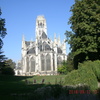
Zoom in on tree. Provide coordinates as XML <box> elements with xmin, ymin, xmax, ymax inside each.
<box><xmin>65</xmin><ymin>0</ymin><xmax>100</xmax><ymax>69</ymax></box>
<box><xmin>1</xmin><ymin>59</ymin><xmax>15</xmax><ymax>75</ymax></box>
<box><xmin>0</xmin><ymin>8</ymin><xmax>7</xmax><ymax>68</ymax></box>
<box><xmin>0</xmin><ymin>8</ymin><xmax>7</xmax><ymax>48</ymax></box>
<box><xmin>57</xmin><ymin>60</ymin><xmax>68</xmax><ymax>74</ymax></box>
<box><xmin>4</xmin><ymin>59</ymin><xmax>16</xmax><ymax>69</ymax></box>
<box><xmin>66</xmin><ymin>52</ymin><xmax>74</xmax><ymax>72</ymax></box>
<box><xmin>57</xmin><ymin>53</ymin><xmax>74</xmax><ymax>74</ymax></box>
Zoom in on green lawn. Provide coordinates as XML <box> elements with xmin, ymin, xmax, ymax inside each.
<box><xmin>0</xmin><ymin>75</ymin><xmax>66</xmax><ymax>100</ymax></box>
<box><xmin>1</xmin><ymin>75</ymin><xmax>100</xmax><ymax>100</ymax></box>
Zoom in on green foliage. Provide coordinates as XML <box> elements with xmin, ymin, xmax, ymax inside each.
<box><xmin>57</xmin><ymin>60</ymin><xmax>68</xmax><ymax>74</ymax></box>
<box><xmin>79</xmin><ymin>60</ymin><xmax>100</xmax><ymax>80</ymax></box>
<box><xmin>0</xmin><ymin>8</ymin><xmax>7</xmax><ymax>49</ymax></box>
<box><xmin>64</xmin><ymin>60</ymin><xmax>100</xmax><ymax>90</ymax></box>
<box><xmin>1</xmin><ymin>67</ymin><xmax>15</xmax><ymax>75</ymax></box>
<box><xmin>0</xmin><ymin>59</ymin><xmax>16</xmax><ymax>75</ymax></box>
<box><xmin>58</xmin><ymin>53</ymin><xmax>74</xmax><ymax>74</ymax></box>
<box><xmin>0</xmin><ymin>8</ymin><xmax>7</xmax><ymax>68</ymax></box>
<box><xmin>66</xmin><ymin>52</ymin><xmax>74</xmax><ymax>72</ymax></box>
<box><xmin>0</xmin><ymin>75</ymin><xmax>99</xmax><ymax>100</ymax></box>
<box><xmin>4</xmin><ymin>59</ymin><xmax>16</xmax><ymax>69</ymax></box>
<box><xmin>65</xmin><ymin>0</ymin><xmax>100</xmax><ymax>69</ymax></box>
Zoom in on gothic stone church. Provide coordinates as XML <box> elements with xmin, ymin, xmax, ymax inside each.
<box><xmin>20</xmin><ymin>16</ymin><xmax>67</xmax><ymax>75</ymax></box>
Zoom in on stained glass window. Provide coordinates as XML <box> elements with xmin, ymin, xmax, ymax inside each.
<box><xmin>46</xmin><ymin>54</ymin><xmax>51</xmax><ymax>70</ymax></box>
<box><xmin>31</xmin><ymin>58</ymin><xmax>35</xmax><ymax>72</ymax></box>
<box><xmin>57</xmin><ymin>47</ymin><xmax>62</xmax><ymax>53</ymax></box>
<box><xmin>26</xmin><ymin>57</ymin><xmax>29</xmax><ymax>72</ymax></box>
<box><xmin>41</xmin><ymin>54</ymin><xmax>45</xmax><ymax>71</ymax></box>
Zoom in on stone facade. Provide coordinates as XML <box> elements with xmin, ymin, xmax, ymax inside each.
<box><xmin>20</xmin><ymin>16</ymin><xmax>67</xmax><ymax>75</ymax></box>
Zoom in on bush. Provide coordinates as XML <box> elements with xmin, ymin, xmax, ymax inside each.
<box><xmin>1</xmin><ymin>67</ymin><xmax>15</xmax><ymax>75</ymax></box>
<box><xmin>64</xmin><ymin>60</ymin><xmax>100</xmax><ymax>90</ymax></box>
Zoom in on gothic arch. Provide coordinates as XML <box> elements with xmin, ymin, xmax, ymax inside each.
<box><xmin>43</xmin><ymin>42</ymin><xmax>46</xmax><ymax>51</ymax></box>
<box><xmin>43</xmin><ymin>42</ymin><xmax>51</xmax><ymax>51</ymax></box>
<box><xmin>46</xmin><ymin>54</ymin><xmax>51</xmax><ymax>70</ymax></box>
<box><xmin>30</xmin><ymin>57</ymin><xmax>35</xmax><ymax>72</ymax></box>
<box><xmin>57</xmin><ymin>47</ymin><xmax>62</xmax><ymax>53</ymax></box>
<box><xmin>26</xmin><ymin>57</ymin><xmax>29</xmax><ymax>72</ymax></box>
<box><xmin>41</xmin><ymin>54</ymin><xmax>45</xmax><ymax>71</ymax></box>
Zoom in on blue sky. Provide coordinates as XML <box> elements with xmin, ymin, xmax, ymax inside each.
<box><xmin>0</xmin><ymin>0</ymin><xmax>75</xmax><ymax>62</ymax></box>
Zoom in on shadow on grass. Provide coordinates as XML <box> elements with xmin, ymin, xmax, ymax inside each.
<box><xmin>0</xmin><ymin>75</ymin><xmax>100</xmax><ymax>100</ymax></box>
<box><xmin>3</xmin><ymin>84</ymin><xmax>99</xmax><ymax>100</ymax></box>
<box><xmin>0</xmin><ymin>75</ymin><xmax>34</xmax><ymax>81</ymax></box>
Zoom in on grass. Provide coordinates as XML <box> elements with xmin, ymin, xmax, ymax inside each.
<box><xmin>0</xmin><ymin>75</ymin><xmax>100</xmax><ymax>100</ymax></box>
<box><xmin>0</xmin><ymin>75</ymin><xmax>66</xmax><ymax>95</ymax></box>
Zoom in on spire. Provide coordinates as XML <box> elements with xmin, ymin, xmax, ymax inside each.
<box><xmin>58</xmin><ymin>35</ymin><xmax>61</xmax><ymax>46</ymax></box>
<box><xmin>22</xmin><ymin>35</ymin><xmax>25</xmax><ymax>41</ymax></box>
<box><xmin>54</xmin><ymin>33</ymin><xmax>57</xmax><ymax>44</ymax></box>
<box><xmin>22</xmin><ymin>35</ymin><xmax>26</xmax><ymax>49</ymax></box>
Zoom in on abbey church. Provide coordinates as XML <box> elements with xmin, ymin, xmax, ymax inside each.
<box><xmin>17</xmin><ymin>16</ymin><xmax>67</xmax><ymax>75</ymax></box>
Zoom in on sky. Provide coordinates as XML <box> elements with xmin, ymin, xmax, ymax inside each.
<box><xmin>0</xmin><ymin>0</ymin><xmax>75</xmax><ymax>62</ymax></box>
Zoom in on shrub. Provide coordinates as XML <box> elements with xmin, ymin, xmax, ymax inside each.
<box><xmin>64</xmin><ymin>61</ymin><xmax>99</xmax><ymax>90</ymax></box>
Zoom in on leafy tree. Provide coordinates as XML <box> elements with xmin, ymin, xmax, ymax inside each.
<box><xmin>0</xmin><ymin>8</ymin><xmax>7</xmax><ymax>66</ymax></box>
<box><xmin>66</xmin><ymin>52</ymin><xmax>74</xmax><ymax>72</ymax></box>
<box><xmin>65</xmin><ymin>0</ymin><xmax>100</xmax><ymax>69</ymax></box>
<box><xmin>58</xmin><ymin>60</ymin><xmax>68</xmax><ymax>74</ymax></box>
<box><xmin>58</xmin><ymin>53</ymin><xmax>74</xmax><ymax>74</ymax></box>
<box><xmin>4</xmin><ymin>59</ymin><xmax>16</xmax><ymax>69</ymax></box>
<box><xmin>1</xmin><ymin>67</ymin><xmax>15</xmax><ymax>75</ymax></box>
<box><xmin>0</xmin><ymin>8</ymin><xmax>7</xmax><ymax>48</ymax></box>
<box><xmin>1</xmin><ymin>59</ymin><xmax>15</xmax><ymax>75</ymax></box>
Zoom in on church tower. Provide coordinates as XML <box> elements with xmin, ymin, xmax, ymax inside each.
<box><xmin>35</xmin><ymin>16</ymin><xmax>47</xmax><ymax>39</ymax></box>
<box><xmin>18</xmin><ymin>15</ymin><xmax>67</xmax><ymax>76</ymax></box>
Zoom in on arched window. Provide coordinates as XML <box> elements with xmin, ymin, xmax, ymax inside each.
<box><xmin>53</xmin><ymin>55</ymin><xmax>55</xmax><ymax>71</ymax></box>
<box><xmin>43</xmin><ymin>42</ymin><xmax>51</xmax><ymax>51</ymax></box>
<box><xmin>39</xmin><ymin>23</ymin><xmax>43</xmax><ymax>28</ymax></box>
<box><xmin>45</xmin><ymin>44</ymin><xmax>51</xmax><ymax>51</ymax></box>
<box><xmin>57</xmin><ymin>47</ymin><xmax>62</xmax><ymax>53</ymax></box>
<box><xmin>31</xmin><ymin>57</ymin><xmax>35</xmax><ymax>72</ymax></box>
<box><xmin>41</xmin><ymin>54</ymin><xmax>45</xmax><ymax>71</ymax></box>
<box><xmin>43</xmin><ymin>42</ymin><xmax>46</xmax><ymax>51</ymax></box>
<box><xmin>40</xmin><ymin>45</ymin><xmax>42</xmax><ymax>51</ymax></box>
<box><xmin>46</xmin><ymin>54</ymin><xmax>51</xmax><ymax>70</ymax></box>
<box><xmin>26</xmin><ymin>57</ymin><xmax>29</xmax><ymax>72</ymax></box>
<box><xmin>57</xmin><ymin>56</ymin><xmax>62</xmax><ymax>66</ymax></box>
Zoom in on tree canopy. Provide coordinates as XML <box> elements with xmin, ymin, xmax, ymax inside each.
<box><xmin>0</xmin><ymin>8</ymin><xmax>7</xmax><ymax>64</ymax></box>
<box><xmin>0</xmin><ymin>8</ymin><xmax>7</xmax><ymax>49</ymax></box>
<box><xmin>65</xmin><ymin>0</ymin><xmax>100</xmax><ymax>69</ymax></box>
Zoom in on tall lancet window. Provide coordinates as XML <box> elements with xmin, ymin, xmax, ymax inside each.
<box><xmin>41</xmin><ymin>54</ymin><xmax>45</xmax><ymax>71</ymax></box>
<box><xmin>53</xmin><ymin>55</ymin><xmax>55</xmax><ymax>71</ymax></box>
<box><xmin>26</xmin><ymin>57</ymin><xmax>29</xmax><ymax>72</ymax></box>
<box><xmin>46</xmin><ymin>54</ymin><xmax>51</xmax><ymax>70</ymax></box>
<box><xmin>57</xmin><ymin>56</ymin><xmax>62</xmax><ymax>66</ymax></box>
<box><xmin>31</xmin><ymin>57</ymin><xmax>35</xmax><ymax>72</ymax></box>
